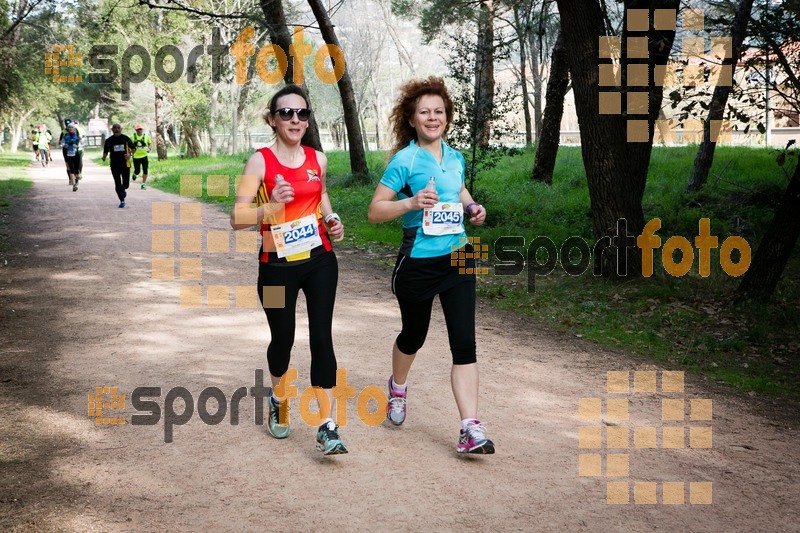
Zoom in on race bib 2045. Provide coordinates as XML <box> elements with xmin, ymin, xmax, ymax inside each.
<box><xmin>422</xmin><ymin>202</ymin><xmax>464</xmax><ymax>236</ymax></box>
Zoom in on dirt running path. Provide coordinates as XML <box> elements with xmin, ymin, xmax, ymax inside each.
<box><xmin>1</xmin><ymin>156</ymin><xmax>798</xmax><ymax>531</ymax></box>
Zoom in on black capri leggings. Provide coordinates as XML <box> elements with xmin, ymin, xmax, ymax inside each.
<box><xmin>133</xmin><ymin>157</ymin><xmax>149</xmax><ymax>175</ymax></box>
<box><xmin>65</xmin><ymin>154</ymin><xmax>81</xmax><ymax>175</ymax></box>
<box><xmin>257</xmin><ymin>251</ymin><xmax>338</xmax><ymax>388</ymax></box>
<box><xmin>395</xmin><ymin>279</ymin><xmax>477</xmax><ymax>365</ymax></box>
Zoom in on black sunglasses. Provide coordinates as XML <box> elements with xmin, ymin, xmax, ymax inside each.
<box><xmin>274</xmin><ymin>107</ymin><xmax>311</xmax><ymax>121</ymax></box>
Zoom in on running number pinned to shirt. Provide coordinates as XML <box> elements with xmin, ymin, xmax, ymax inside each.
<box><xmin>270</xmin><ymin>214</ymin><xmax>322</xmax><ymax>258</ymax></box>
<box><xmin>422</xmin><ymin>202</ymin><xmax>464</xmax><ymax>235</ymax></box>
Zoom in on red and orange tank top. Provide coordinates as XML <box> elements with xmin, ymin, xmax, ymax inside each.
<box><xmin>257</xmin><ymin>145</ymin><xmax>332</xmax><ymax>263</ymax></box>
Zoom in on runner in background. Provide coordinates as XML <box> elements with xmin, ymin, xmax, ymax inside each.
<box><xmin>30</xmin><ymin>125</ymin><xmax>40</xmax><ymax>162</ymax></box>
<box><xmin>61</xmin><ymin>123</ymin><xmax>82</xmax><ymax>192</ymax></box>
<box><xmin>59</xmin><ymin>119</ymin><xmax>83</xmax><ymax>184</ymax></box>
<box><xmin>102</xmin><ymin>123</ymin><xmax>134</xmax><ymax>208</ymax></box>
<box><xmin>59</xmin><ymin>120</ymin><xmax>69</xmax><ymax>183</ymax></box>
<box><xmin>36</xmin><ymin>125</ymin><xmax>52</xmax><ymax>167</ymax></box>
<box><xmin>131</xmin><ymin>125</ymin><xmax>151</xmax><ymax>189</ymax></box>
<box><xmin>72</xmin><ymin>119</ymin><xmax>85</xmax><ymax>180</ymax></box>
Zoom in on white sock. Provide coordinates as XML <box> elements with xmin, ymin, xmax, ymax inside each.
<box><xmin>461</xmin><ymin>418</ymin><xmax>479</xmax><ymax>431</ymax></box>
<box><xmin>271</xmin><ymin>395</ymin><xmax>282</xmax><ymax>404</ymax></box>
<box><xmin>320</xmin><ymin>417</ymin><xmax>334</xmax><ymax>428</ymax></box>
<box><xmin>391</xmin><ymin>377</ymin><xmax>407</xmax><ymax>392</ymax></box>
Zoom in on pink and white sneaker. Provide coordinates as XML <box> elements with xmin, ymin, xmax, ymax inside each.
<box><xmin>386</xmin><ymin>376</ymin><xmax>407</xmax><ymax>426</ymax></box>
<box><xmin>457</xmin><ymin>420</ymin><xmax>495</xmax><ymax>454</ymax></box>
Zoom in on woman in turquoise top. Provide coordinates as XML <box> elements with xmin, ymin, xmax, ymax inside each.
<box><xmin>368</xmin><ymin>76</ymin><xmax>494</xmax><ymax>454</ymax></box>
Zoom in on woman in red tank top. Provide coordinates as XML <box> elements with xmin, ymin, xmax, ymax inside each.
<box><xmin>230</xmin><ymin>85</ymin><xmax>348</xmax><ymax>455</ymax></box>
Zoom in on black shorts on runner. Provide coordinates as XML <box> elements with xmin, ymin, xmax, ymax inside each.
<box><xmin>65</xmin><ymin>155</ymin><xmax>81</xmax><ymax>175</ymax></box>
<box><xmin>391</xmin><ymin>243</ymin><xmax>475</xmax><ymax>302</ymax></box>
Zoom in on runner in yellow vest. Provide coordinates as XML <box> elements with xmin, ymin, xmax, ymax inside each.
<box><xmin>35</xmin><ymin>125</ymin><xmax>52</xmax><ymax>167</ymax></box>
<box><xmin>131</xmin><ymin>125</ymin><xmax>151</xmax><ymax>189</ymax></box>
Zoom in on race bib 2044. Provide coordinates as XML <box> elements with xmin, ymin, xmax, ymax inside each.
<box><xmin>269</xmin><ymin>214</ymin><xmax>322</xmax><ymax>258</ymax></box>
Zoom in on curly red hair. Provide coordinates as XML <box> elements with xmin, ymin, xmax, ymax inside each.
<box><xmin>388</xmin><ymin>76</ymin><xmax>454</xmax><ymax>157</ymax></box>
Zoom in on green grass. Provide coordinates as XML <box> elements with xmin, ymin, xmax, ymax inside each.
<box><xmin>0</xmin><ymin>153</ymin><xmax>34</xmax><ymax>258</ymax></box>
<box><xmin>139</xmin><ymin>145</ymin><xmax>800</xmax><ymax>398</ymax></box>
<box><xmin>0</xmin><ymin>152</ymin><xmax>33</xmax><ymax>172</ymax></box>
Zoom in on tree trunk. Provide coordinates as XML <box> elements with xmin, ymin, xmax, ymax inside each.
<box><xmin>209</xmin><ymin>84</ymin><xmax>218</xmax><ymax>158</ymax></box>
<box><xmin>233</xmin><ymin>59</ymin><xmax>257</xmax><ymax>154</ymax></box>
<box><xmin>259</xmin><ymin>0</ymin><xmax>323</xmax><ymax>152</ymax></box>
<box><xmin>11</xmin><ymin>111</ymin><xmax>33</xmax><ymax>153</ymax></box>
<box><xmin>379</xmin><ymin>1</ymin><xmax>416</xmax><ymax>75</ymax></box>
<box><xmin>359</xmin><ymin>115</ymin><xmax>369</xmax><ymax>152</ymax></box>
<box><xmin>473</xmin><ymin>0</ymin><xmax>495</xmax><ymax>148</ymax></box>
<box><xmin>514</xmin><ymin>6</ymin><xmax>532</xmax><ymax>147</ymax></box>
<box><xmin>532</xmin><ymin>31</ymin><xmax>568</xmax><ymax>184</ymax></box>
<box><xmin>373</xmin><ymin>102</ymin><xmax>381</xmax><ymax>150</ymax></box>
<box><xmin>529</xmin><ymin>31</ymin><xmax>543</xmax><ymax>145</ymax></box>
<box><xmin>307</xmin><ymin>0</ymin><xmax>368</xmax><ymax>174</ymax></box>
<box><xmin>331</xmin><ymin>120</ymin><xmax>342</xmax><ymax>150</ymax></box>
<box><xmin>229</xmin><ymin>87</ymin><xmax>238</xmax><ymax>155</ymax></box>
<box><xmin>10</xmin><ymin>117</ymin><xmax>22</xmax><ymax>153</ymax></box>
<box><xmin>555</xmin><ymin>0</ymin><xmax>679</xmax><ymax>277</ymax></box>
<box><xmin>155</xmin><ymin>86</ymin><xmax>168</xmax><ymax>160</ymax></box>
<box><xmin>182</xmin><ymin>121</ymin><xmax>202</xmax><ymax>158</ymax></box>
<box><xmin>687</xmin><ymin>0</ymin><xmax>755</xmax><ymax>192</ymax></box>
<box><xmin>737</xmin><ymin>160</ymin><xmax>800</xmax><ymax>300</ymax></box>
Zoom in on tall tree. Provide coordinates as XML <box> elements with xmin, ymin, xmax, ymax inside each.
<box><xmin>154</xmin><ymin>86</ymin><xmax>168</xmax><ymax>159</ymax></box>
<box><xmin>687</xmin><ymin>0</ymin><xmax>755</xmax><ymax>192</ymax></box>
<box><xmin>528</xmin><ymin>0</ymin><xmax>559</xmax><ymax>144</ymax></box>
<box><xmin>473</xmin><ymin>0</ymin><xmax>496</xmax><ymax>148</ymax></box>
<box><xmin>512</xmin><ymin>2</ymin><xmax>533</xmax><ymax>146</ymax></box>
<box><xmin>532</xmin><ymin>30</ymin><xmax>568</xmax><ymax>183</ymax></box>
<box><xmin>0</xmin><ymin>0</ymin><xmax>37</xmax><ymax>113</ymax></box>
<box><xmin>737</xmin><ymin>154</ymin><xmax>800</xmax><ymax>299</ymax></box>
<box><xmin>378</xmin><ymin>1</ymin><xmax>416</xmax><ymax>76</ymax></box>
<box><xmin>736</xmin><ymin>2</ymin><xmax>800</xmax><ymax>300</ymax></box>
<box><xmin>555</xmin><ymin>0</ymin><xmax>679</xmax><ymax>277</ymax></box>
<box><xmin>0</xmin><ymin>1</ymin><xmax>72</xmax><ymax>151</ymax></box>
<box><xmin>307</xmin><ymin>0</ymin><xmax>368</xmax><ymax>176</ymax></box>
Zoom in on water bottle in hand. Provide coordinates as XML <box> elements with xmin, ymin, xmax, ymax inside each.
<box><xmin>425</xmin><ymin>176</ymin><xmax>436</xmax><ymax>192</ymax></box>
